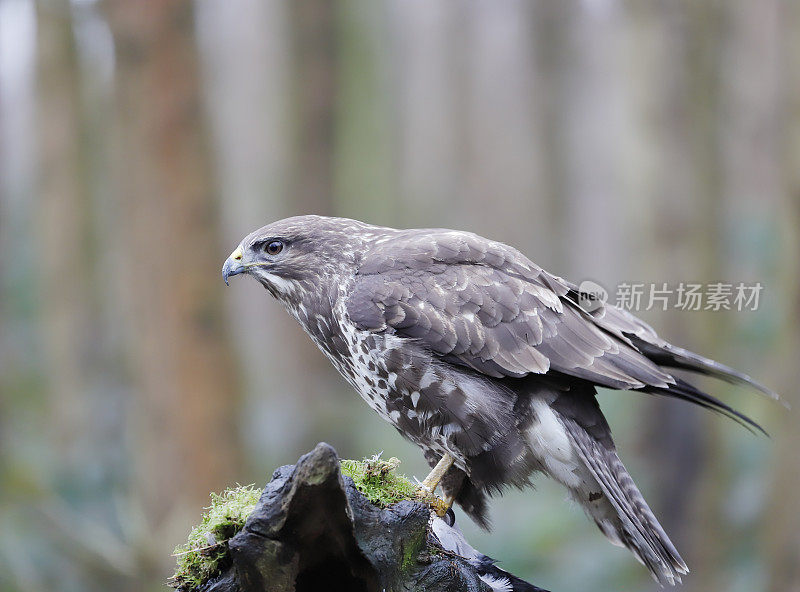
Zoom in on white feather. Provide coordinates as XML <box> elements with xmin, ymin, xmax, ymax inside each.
<box><xmin>526</xmin><ymin>399</ymin><xmax>580</xmax><ymax>488</ymax></box>
<box><xmin>477</xmin><ymin>573</ymin><xmax>513</xmax><ymax>592</ymax></box>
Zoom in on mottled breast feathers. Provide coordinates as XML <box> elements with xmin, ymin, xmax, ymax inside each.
<box><xmin>346</xmin><ymin>230</ymin><xmax>676</xmax><ymax>391</ymax></box>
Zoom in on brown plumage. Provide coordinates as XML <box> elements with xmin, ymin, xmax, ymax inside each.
<box><xmin>223</xmin><ymin>215</ymin><xmax>777</xmax><ymax>585</ymax></box>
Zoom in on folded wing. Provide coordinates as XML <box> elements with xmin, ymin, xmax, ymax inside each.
<box><xmin>346</xmin><ymin>229</ymin><xmax>774</xmax><ymax>432</ymax></box>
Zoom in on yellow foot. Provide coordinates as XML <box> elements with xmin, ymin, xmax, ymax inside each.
<box><xmin>415</xmin><ymin>453</ymin><xmax>456</xmax><ymax>516</ymax></box>
<box><xmin>430</xmin><ymin>494</ymin><xmax>454</xmax><ymax>517</ymax></box>
<box><xmin>416</xmin><ymin>488</ymin><xmax>455</xmax><ymax>518</ymax></box>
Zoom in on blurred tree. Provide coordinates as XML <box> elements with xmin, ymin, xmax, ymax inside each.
<box><xmin>104</xmin><ymin>0</ymin><xmax>241</xmax><ymax>576</ymax></box>
<box><xmin>764</xmin><ymin>211</ymin><xmax>800</xmax><ymax>591</ymax></box>
<box><xmin>289</xmin><ymin>0</ymin><xmax>337</xmax><ymax>214</ymax></box>
<box><xmin>764</xmin><ymin>4</ymin><xmax>800</xmax><ymax>590</ymax></box>
<box><xmin>646</xmin><ymin>4</ymin><xmax>728</xmax><ymax>590</ymax></box>
<box><xmin>36</xmin><ymin>0</ymin><xmax>93</xmax><ymax>472</ymax></box>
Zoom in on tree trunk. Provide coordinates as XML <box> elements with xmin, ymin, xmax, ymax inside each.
<box><xmin>36</xmin><ymin>0</ymin><xmax>94</xmax><ymax>466</ymax></box>
<box><xmin>105</xmin><ymin>0</ymin><xmax>241</xmax><ymax>562</ymax></box>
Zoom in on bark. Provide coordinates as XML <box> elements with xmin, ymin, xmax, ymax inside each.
<box><xmin>179</xmin><ymin>443</ymin><xmax>549</xmax><ymax>592</ymax></box>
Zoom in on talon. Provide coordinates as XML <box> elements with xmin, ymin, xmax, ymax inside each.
<box><xmin>431</xmin><ymin>495</ymin><xmax>453</xmax><ymax>517</ymax></box>
<box><xmin>416</xmin><ymin>489</ymin><xmax>454</xmax><ymax>517</ymax></box>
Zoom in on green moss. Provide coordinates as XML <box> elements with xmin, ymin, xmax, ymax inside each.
<box><xmin>170</xmin><ymin>456</ymin><xmax>428</xmax><ymax>590</ymax></box>
<box><xmin>401</xmin><ymin>528</ymin><xmax>428</xmax><ymax>571</ymax></box>
<box><xmin>341</xmin><ymin>456</ymin><xmax>436</xmax><ymax>575</ymax></box>
<box><xmin>170</xmin><ymin>485</ymin><xmax>261</xmax><ymax>590</ymax></box>
<box><xmin>340</xmin><ymin>455</ymin><xmax>431</xmax><ymax>507</ymax></box>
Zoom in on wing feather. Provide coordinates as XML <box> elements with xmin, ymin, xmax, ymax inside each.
<box><xmin>347</xmin><ymin>230</ymin><xmax>671</xmax><ymax>390</ymax></box>
<box><xmin>345</xmin><ymin>229</ymin><xmax>776</xmax><ymax>423</ymax></box>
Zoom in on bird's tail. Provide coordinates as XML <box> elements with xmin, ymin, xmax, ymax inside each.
<box><xmin>627</xmin><ymin>335</ymin><xmax>779</xmax><ymax>402</ymax></box>
<box><xmin>562</xmin><ymin>417</ymin><xmax>689</xmax><ymax>586</ymax></box>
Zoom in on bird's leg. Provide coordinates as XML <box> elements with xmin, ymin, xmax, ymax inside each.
<box><xmin>420</xmin><ymin>452</ymin><xmax>454</xmax><ymax>492</ymax></box>
<box><xmin>417</xmin><ymin>451</ymin><xmax>455</xmax><ymax>510</ymax></box>
<box><xmin>416</xmin><ymin>453</ymin><xmax>457</xmax><ymax>516</ymax></box>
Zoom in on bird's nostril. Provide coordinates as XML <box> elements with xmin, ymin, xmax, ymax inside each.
<box><xmin>234</xmin><ymin>254</ymin><xmax>242</xmax><ymax>261</ymax></box>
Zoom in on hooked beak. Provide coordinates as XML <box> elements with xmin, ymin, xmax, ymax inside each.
<box><xmin>222</xmin><ymin>246</ymin><xmax>246</xmax><ymax>285</ymax></box>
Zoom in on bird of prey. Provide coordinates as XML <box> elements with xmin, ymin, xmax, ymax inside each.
<box><xmin>222</xmin><ymin>215</ymin><xmax>776</xmax><ymax>585</ymax></box>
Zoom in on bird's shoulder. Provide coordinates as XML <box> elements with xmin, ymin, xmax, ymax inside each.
<box><xmin>356</xmin><ymin>228</ymin><xmax>551</xmax><ymax>283</ymax></box>
<box><xmin>346</xmin><ymin>229</ymin><xmax>572</xmax><ymax>377</ymax></box>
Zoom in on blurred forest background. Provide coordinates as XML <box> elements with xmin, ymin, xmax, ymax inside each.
<box><xmin>1</xmin><ymin>1</ymin><xmax>798</xmax><ymax>591</ymax></box>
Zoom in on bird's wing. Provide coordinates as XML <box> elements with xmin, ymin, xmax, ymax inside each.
<box><xmin>346</xmin><ymin>229</ymin><xmax>770</xmax><ymax>430</ymax></box>
<box><xmin>347</xmin><ymin>229</ymin><xmax>672</xmax><ymax>389</ymax></box>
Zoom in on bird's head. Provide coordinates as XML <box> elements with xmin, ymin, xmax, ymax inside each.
<box><xmin>222</xmin><ymin>215</ymin><xmax>367</xmax><ymax>301</ymax></box>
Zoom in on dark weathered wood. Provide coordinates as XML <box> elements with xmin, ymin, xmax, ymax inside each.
<box><xmin>192</xmin><ymin>443</ymin><xmax>547</xmax><ymax>592</ymax></box>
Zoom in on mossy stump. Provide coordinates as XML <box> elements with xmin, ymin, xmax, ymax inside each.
<box><xmin>170</xmin><ymin>443</ymin><xmax>537</xmax><ymax>592</ymax></box>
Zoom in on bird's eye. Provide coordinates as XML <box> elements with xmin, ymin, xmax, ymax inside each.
<box><xmin>265</xmin><ymin>240</ymin><xmax>283</xmax><ymax>256</ymax></box>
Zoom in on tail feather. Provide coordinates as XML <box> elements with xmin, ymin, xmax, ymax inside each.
<box><xmin>629</xmin><ymin>336</ymin><xmax>782</xmax><ymax>403</ymax></box>
<box><xmin>563</xmin><ymin>417</ymin><xmax>688</xmax><ymax>586</ymax></box>
<box><xmin>592</xmin><ymin>303</ymin><xmax>782</xmax><ymax>418</ymax></box>
<box><xmin>647</xmin><ymin>378</ymin><xmax>767</xmax><ymax>435</ymax></box>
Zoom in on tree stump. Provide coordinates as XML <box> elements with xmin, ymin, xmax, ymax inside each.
<box><xmin>176</xmin><ymin>443</ymin><xmax>548</xmax><ymax>592</ymax></box>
